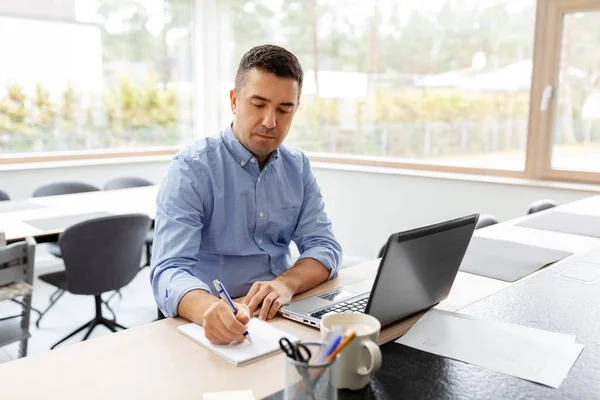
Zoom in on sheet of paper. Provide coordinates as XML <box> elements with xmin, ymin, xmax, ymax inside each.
<box><xmin>203</xmin><ymin>390</ymin><xmax>255</xmax><ymax>400</ymax></box>
<box><xmin>396</xmin><ymin>309</ymin><xmax>584</xmax><ymax>388</ymax></box>
<box><xmin>459</xmin><ymin>237</ymin><xmax>571</xmax><ymax>282</ymax></box>
<box><xmin>178</xmin><ymin>318</ymin><xmax>298</xmax><ymax>366</ymax></box>
<box><xmin>517</xmin><ymin>211</ymin><xmax>600</xmax><ymax>238</ymax></box>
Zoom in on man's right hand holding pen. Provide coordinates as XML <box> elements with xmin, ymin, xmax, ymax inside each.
<box><xmin>203</xmin><ymin>300</ymin><xmax>251</xmax><ymax>345</ymax></box>
<box><xmin>177</xmin><ymin>289</ymin><xmax>251</xmax><ymax>345</ymax></box>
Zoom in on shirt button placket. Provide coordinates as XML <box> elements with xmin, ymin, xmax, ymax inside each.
<box><xmin>256</xmin><ymin>169</ymin><xmax>266</xmax><ymax>249</ymax></box>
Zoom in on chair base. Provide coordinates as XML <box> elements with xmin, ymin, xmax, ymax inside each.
<box><xmin>51</xmin><ymin>295</ymin><xmax>127</xmax><ymax>350</ymax></box>
<box><xmin>37</xmin><ymin>288</ymin><xmax>117</xmax><ymax>327</ymax></box>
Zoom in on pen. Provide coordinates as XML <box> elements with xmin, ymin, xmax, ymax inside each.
<box><xmin>324</xmin><ymin>330</ymin><xmax>356</xmax><ymax>363</ymax></box>
<box><xmin>317</xmin><ymin>334</ymin><xmax>342</xmax><ymax>364</ymax></box>
<box><xmin>212</xmin><ymin>279</ymin><xmax>253</xmax><ymax>344</ymax></box>
<box><xmin>295</xmin><ymin>331</ymin><xmax>357</xmax><ymax>398</ymax></box>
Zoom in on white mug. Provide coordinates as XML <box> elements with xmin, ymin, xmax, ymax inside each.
<box><xmin>320</xmin><ymin>312</ymin><xmax>382</xmax><ymax>390</ymax></box>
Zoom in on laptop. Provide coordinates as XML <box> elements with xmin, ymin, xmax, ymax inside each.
<box><xmin>279</xmin><ymin>214</ymin><xmax>479</xmax><ymax>328</ymax></box>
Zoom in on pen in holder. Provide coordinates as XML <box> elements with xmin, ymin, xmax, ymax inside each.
<box><xmin>283</xmin><ymin>341</ymin><xmax>337</xmax><ymax>400</ymax></box>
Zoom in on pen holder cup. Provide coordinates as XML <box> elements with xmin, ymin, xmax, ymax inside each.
<box><xmin>284</xmin><ymin>342</ymin><xmax>337</xmax><ymax>400</ymax></box>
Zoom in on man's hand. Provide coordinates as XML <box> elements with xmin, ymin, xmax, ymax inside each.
<box><xmin>244</xmin><ymin>279</ymin><xmax>295</xmax><ymax>320</ymax></box>
<box><xmin>202</xmin><ymin>300</ymin><xmax>251</xmax><ymax>345</ymax></box>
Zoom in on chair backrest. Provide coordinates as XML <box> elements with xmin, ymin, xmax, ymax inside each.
<box><xmin>0</xmin><ymin>189</ymin><xmax>10</xmax><ymax>201</ymax></box>
<box><xmin>59</xmin><ymin>214</ymin><xmax>151</xmax><ymax>295</ymax></box>
<box><xmin>33</xmin><ymin>181</ymin><xmax>100</xmax><ymax>198</ymax></box>
<box><xmin>104</xmin><ymin>177</ymin><xmax>153</xmax><ymax>191</ymax></box>
<box><xmin>527</xmin><ymin>199</ymin><xmax>557</xmax><ymax>215</ymax></box>
<box><xmin>475</xmin><ymin>214</ymin><xmax>498</xmax><ymax>230</ymax></box>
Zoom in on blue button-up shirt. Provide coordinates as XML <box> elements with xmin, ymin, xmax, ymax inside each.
<box><xmin>150</xmin><ymin>124</ymin><xmax>342</xmax><ymax>317</ymax></box>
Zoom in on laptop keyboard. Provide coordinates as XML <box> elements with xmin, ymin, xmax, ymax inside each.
<box><xmin>310</xmin><ymin>297</ymin><xmax>369</xmax><ymax>319</ymax></box>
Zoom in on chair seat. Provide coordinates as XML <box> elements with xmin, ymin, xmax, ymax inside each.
<box><xmin>145</xmin><ymin>229</ymin><xmax>154</xmax><ymax>245</ymax></box>
<box><xmin>46</xmin><ymin>242</ymin><xmax>62</xmax><ymax>258</ymax></box>
<box><xmin>39</xmin><ymin>271</ymin><xmax>67</xmax><ymax>289</ymax></box>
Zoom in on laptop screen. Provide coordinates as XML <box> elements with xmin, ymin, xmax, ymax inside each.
<box><xmin>365</xmin><ymin>214</ymin><xmax>478</xmax><ymax>327</ymax></box>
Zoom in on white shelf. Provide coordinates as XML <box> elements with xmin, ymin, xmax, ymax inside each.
<box><xmin>0</xmin><ymin>317</ymin><xmax>30</xmax><ymax>348</ymax></box>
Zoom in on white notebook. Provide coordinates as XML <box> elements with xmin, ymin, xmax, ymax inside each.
<box><xmin>178</xmin><ymin>318</ymin><xmax>299</xmax><ymax>366</ymax></box>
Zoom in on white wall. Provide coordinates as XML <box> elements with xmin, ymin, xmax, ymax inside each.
<box><xmin>1</xmin><ymin>159</ymin><xmax>596</xmax><ymax>264</ymax></box>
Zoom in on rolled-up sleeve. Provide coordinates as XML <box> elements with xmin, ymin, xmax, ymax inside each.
<box><xmin>149</xmin><ymin>156</ymin><xmax>211</xmax><ymax>317</ymax></box>
<box><xmin>292</xmin><ymin>154</ymin><xmax>342</xmax><ymax>279</ymax></box>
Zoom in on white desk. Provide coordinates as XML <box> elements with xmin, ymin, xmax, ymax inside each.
<box><xmin>1</xmin><ymin>186</ymin><xmax>158</xmax><ymax>242</ymax></box>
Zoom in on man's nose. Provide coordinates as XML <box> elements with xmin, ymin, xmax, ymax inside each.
<box><xmin>262</xmin><ymin>110</ymin><xmax>276</xmax><ymax>130</ymax></box>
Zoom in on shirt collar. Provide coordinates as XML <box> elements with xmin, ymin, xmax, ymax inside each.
<box><xmin>221</xmin><ymin>123</ymin><xmax>280</xmax><ymax>168</ymax></box>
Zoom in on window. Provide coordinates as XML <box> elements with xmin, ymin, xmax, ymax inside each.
<box><xmin>218</xmin><ymin>0</ymin><xmax>536</xmax><ymax>172</ymax></box>
<box><xmin>0</xmin><ymin>0</ymin><xmax>193</xmax><ymax>157</ymax></box>
<box><xmin>4</xmin><ymin>0</ymin><xmax>600</xmax><ymax>186</ymax></box>
<box><xmin>551</xmin><ymin>11</ymin><xmax>600</xmax><ymax>173</ymax></box>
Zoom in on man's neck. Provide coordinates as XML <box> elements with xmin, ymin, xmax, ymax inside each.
<box><xmin>231</xmin><ymin>122</ymin><xmax>270</xmax><ymax>170</ymax></box>
<box><xmin>256</xmin><ymin>156</ymin><xmax>269</xmax><ymax>170</ymax></box>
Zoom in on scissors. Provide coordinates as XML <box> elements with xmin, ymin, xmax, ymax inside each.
<box><xmin>279</xmin><ymin>337</ymin><xmax>312</xmax><ymax>363</ymax></box>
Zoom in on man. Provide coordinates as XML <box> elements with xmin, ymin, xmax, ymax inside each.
<box><xmin>150</xmin><ymin>44</ymin><xmax>342</xmax><ymax>345</ymax></box>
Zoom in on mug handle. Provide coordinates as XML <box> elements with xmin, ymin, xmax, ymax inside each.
<box><xmin>356</xmin><ymin>340</ymin><xmax>382</xmax><ymax>376</ymax></box>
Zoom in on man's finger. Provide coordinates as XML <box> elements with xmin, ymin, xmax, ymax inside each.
<box><xmin>205</xmin><ymin>329</ymin><xmax>229</xmax><ymax>345</ymax></box>
<box><xmin>267</xmin><ymin>297</ymin><xmax>284</xmax><ymax>320</ymax></box>
<box><xmin>259</xmin><ymin>292</ymin><xmax>278</xmax><ymax>320</ymax></box>
<box><xmin>247</xmin><ymin>286</ymin><xmax>270</xmax><ymax>315</ymax></box>
<box><xmin>218</xmin><ymin>307</ymin><xmax>248</xmax><ymax>337</ymax></box>
<box><xmin>235</xmin><ymin>303</ymin><xmax>251</xmax><ymax>325</ymax></box>
<box><xmin>204</xmin><ymin>317</ymin><xmax>231</xmax><ymax>345</ymax></box>
<box><xmin>243</xmin><ymin>282</ymin><xmax>260</xmax><ymax>306</ymax></box>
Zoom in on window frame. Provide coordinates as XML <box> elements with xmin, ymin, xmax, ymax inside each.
<box><xmin>2</xmin><ymin>0</ymin><xmax>600</xmax><ymax>186</ymax></box>
<box><xmin>530</xmin><ymin>0</ymin><xmax>600</xmax><ymax>184</ymax></box>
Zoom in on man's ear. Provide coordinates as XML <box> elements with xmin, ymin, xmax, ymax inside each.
<box><xmin>229</xmin><ymin>89</ymin><xmax>237</xmax><ymax>115</ymax></box>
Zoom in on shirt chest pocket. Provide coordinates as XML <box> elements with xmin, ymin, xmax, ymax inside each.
<box><xmin>266</xmin><ymin>205</ymin><xmax>300</xmax><ymax>243</ymax></box>
<box><xmin>280</xmin><ymin>206</ymin><xmax>300</xmax><ymax>228</ymax></box>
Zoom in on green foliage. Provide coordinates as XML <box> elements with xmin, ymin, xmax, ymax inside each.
<box><xmin>0</xmin><ymin>79</ymin><xmax>178</xmax><ymax>151</ymax></box>
<box><xmin>287</xmin><ymin>88</ymin><xmax>531</xmax><ymax>157</ymax></box>
<box><xmin>116</xmin><ymin>76</ymin><xmax>176</xmax><ymax>130</ymax></box>
<box><xmin>61</xmin><ymin>83</ymin><xmax>78</xmax><ymax>133</ymax></box>
<box><xmin>0</xmin><ymin>82</ymin><xmax>28</xmax><ymax>133</ymax></box>
<box><xmin>32</xmin><ymin>83</ymin><xmax>55</xmax><ymax>131</ymax></box>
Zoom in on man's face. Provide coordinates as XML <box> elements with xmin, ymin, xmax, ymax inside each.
<box><xmin>230</xmin><ymin>68</ymin><xmax>300</xmax><ymax>163</ymax></box>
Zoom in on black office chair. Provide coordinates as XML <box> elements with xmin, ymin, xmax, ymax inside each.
<box><xmin>103</xmin><ymin>176</ymin><xmax>155</xmax><ymax>268</ymax></box>
<box><xmin>33</xmin><ymin>181</ymin><xmax>101</xmax><ymax>259</ymax></box>
<box><xmin>0</xmin><ymin>188</ymin><xmax>10</xmax><ymax>201</ymax></box>
<box><xmin>32</xmin><ymin>181</ymin><xmax>101</xmax><ymax>327</ymax></box>
<box><xmin>475</xmin><ymin>214</ymin><xmax>499</xmax><ymax>229</ymax></box>
<box><xmin>104</xmin><ymin>176</ymin><xmax>153</xmax><ymax>190</ymax></box>
<box><xmin>32</xmin><ymin>181</ymin><xmax>100</xmax><ymax>198</ymax></box>
<box><xmin>527</xmin><ymin>199</ymin><xmax>557</xmax><ymax>215</ymax></box>
<box><xmin>44</xmin><ymin>213</ymin><xmax>151</xmax><ymax>349</ymax></box>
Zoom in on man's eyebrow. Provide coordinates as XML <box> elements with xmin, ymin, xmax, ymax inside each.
<box><xmin>250</xmin><ymin>94</ymin><xmax>295</xmax><ymax>107</ymax></box>
<box><xmin>250</xmin><ymin>94</ymin><xmax>270</xmax><ymax>102</ymax></box>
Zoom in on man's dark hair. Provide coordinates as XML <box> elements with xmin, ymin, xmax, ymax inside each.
<box><xmin>235</xmin><ymin>44</ymin><xmax>304</xmax><ymax>93</ymax></box>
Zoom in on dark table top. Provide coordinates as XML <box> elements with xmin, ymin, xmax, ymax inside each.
<box><xmin>265</xmin><ymin>247</ymin><xmax>600</xmax><ymax>400</ymax></box>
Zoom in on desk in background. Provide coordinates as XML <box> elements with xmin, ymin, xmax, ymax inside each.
<box><xmin>1</xmin><ymin>186</ymin><xmax>158</xmax><ymax>243</ymax></box>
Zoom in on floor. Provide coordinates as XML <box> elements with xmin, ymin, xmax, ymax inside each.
<box><xmin>0</xmin><ymin>256</ymin><xmax>157</xmax><ymax>364</ymax></box>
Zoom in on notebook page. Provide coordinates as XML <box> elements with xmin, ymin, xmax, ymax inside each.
<box><xmin>178</xmin><ymin>318</ymin><xmax>299</xmax><ymax>366</ymax></box>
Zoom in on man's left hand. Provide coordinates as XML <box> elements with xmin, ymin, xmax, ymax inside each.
<box><xmin>243</xmin><ymin>279</ymin><xmax>295</xmax><ymax>320</ymax></box>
